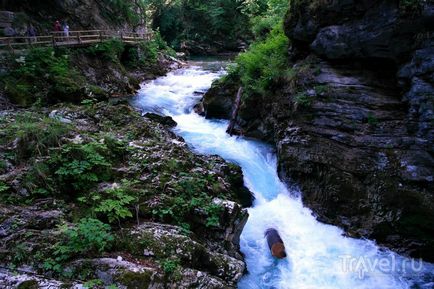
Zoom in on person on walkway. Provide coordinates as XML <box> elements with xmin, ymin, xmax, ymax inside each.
<box><xmin>27</xmin><ymin>24</ymin><xmax>37</xmax><ymax>43</ymax></box>
<box><xmin>63</xmin><ymin>22</ymin><xmax>70</xmax><ymax>39</ymax></box>
<box><xmin>53</xmin><ymin>20</ymin><xmax>62</xmax><ymax>42</ymax></box>
<box><xmin>54</xmin><ymin>20</ymin><xmax>62</xmax><ymax>32</ymax></box>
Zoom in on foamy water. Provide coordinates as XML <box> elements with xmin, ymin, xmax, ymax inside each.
<box><xmin>131</xmin><ymin>61</ymin><xmax>434</xmax><ymax>289</ymax></box>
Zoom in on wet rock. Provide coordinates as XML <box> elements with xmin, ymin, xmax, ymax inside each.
<box><xmin>202</xmin><ymin>77</ymin><xmax>238</xmax><ymax>119</ymax></box>
<box><xmin>144</xmin><ymin>112</ymin><xmax>177</xmax><ymax>127</ymax></box>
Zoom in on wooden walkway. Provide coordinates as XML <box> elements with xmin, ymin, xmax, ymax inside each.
<box><xmin>0</xmin><ymin>30</ymin><xmax>153</xmax><ymax>50</ymax></box>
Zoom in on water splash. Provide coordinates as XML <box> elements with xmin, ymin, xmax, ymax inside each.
<box><xmin>131</xmin><ymin>60</ymin><xmax>434</xmax><ymax>289</ymax></box>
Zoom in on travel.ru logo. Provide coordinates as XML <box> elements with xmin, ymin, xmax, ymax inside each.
<box><xmin>339</xmin><ymin>254</ymin><xmax>424</xmax><ymax>279</ymax></box>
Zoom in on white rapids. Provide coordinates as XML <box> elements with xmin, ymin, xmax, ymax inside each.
<box><xmin>131</xmin><ymin>60</ymin><xmax>434</xmax><ymax>289</ymax></box>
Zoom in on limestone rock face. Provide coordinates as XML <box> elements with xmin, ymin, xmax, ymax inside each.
<box><xmin>202</xmin><ymin>0</ymin><xmax>434</xmax><ymax>261</ymax></box>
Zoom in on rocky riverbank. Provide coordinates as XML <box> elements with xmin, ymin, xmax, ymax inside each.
<box><xmin>0</xmin><ymin>101</ymin><xmax>250</xmax><ymax>288</ymax></box>
<box><xmin>202</xmin><ymin>0</ymin><xmax>434</xmax><ymax>261</ymax></box>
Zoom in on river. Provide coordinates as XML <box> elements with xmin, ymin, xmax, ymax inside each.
<box><xmin>131</xmin><ymin>60</ymin><xmax>434</xmax><ymax>289</ymax></box>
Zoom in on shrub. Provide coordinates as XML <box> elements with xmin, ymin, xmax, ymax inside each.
<box><xmin>3</xmin><ymin>48</ymin><xmax>85</xmax><ymax>105</ymax></box>
<box><xmin>234</xmin><ymin>23</ymin><xmax>289</xmax><ymax>98</ymax></box>
<box><xmin>152</xmin><ymin>173</ymin><xmax>224</xmax><ymax>228</ymax></box>
<box><xmin>249</xmin><ymin>0</ymin><xmax>289</xmax><ymax>39</ymax></box>
<box><xmin>123</xmin><ymin>32</ymin><xmax>175</xmax><ymax>69</ymax></box>
<box><xmin>161</xmin><ymin>258</ymin><xmax>181</xmax><ymax>275</ymax></box>
<box><xmin>22</xmin><ymin>161</ymin><xmax>53</xmax><ymax>196</ymax></box>
<box><xmin>44</xmin><ymin>218</ymin><xmax>114</xmax><ymax>273</ymax></box>
<box><xmin>79</xmin><ymin>180</ymin><xmax>139</xmax><ymax>224</ymax></box>
<box><xmin>4</xmin><ymin>112</ymin><xmax>71</xmax><ymax>161</ymax></box>
<box><xmin>50</xmin><ymin>142</ymin><xmax>112</xmax><ymax>193</ymax></box>
<box><xmin>85</xmin><ymin>39</ymin><xmax>125</xmax><ymax>63</ymax></box>
<box><xmin>294</xmin><ymin>92</ymin><xmax>312</xmax><ymax>109</ymax></box>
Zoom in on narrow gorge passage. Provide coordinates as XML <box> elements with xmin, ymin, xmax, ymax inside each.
<box><xmin>132</xmin><ymin>60</ymin><xmax>434</xmax><ymax>289</ymax></box>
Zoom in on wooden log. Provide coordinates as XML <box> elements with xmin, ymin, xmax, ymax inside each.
<box><xmin>226</xmin><ymin>87</ymin><xmax>243</xmax><ymax>136</ymax></box>
<box><xmin>264</xmin><ymin>228</ymin><xmax>287</xmax><ymax>259</ymax></box>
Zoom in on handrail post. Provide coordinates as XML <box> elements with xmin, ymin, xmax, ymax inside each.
<box><xmin>99</xmin><ymin>31</ymin><xmax>103</xmax><ymax>42</ymax></box>
<box><xmin>52</xmin><ymin>34</ymin><xmax>55</xmax><ymax>48</ymax></box>
<box><xmin>77</xmin><ymin>31</ymin><xmax>81</xmax><ymax>44</ymax></box>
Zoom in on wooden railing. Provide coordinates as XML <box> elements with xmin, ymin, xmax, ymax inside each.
<box><xmin>0</xmin><ymin>30</ymin><xmax>153</xmax><ymax>50</ymax></box>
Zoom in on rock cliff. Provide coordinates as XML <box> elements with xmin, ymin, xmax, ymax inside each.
<box><xmin>202</xmin><ymin>0</ymin><xmax>434</xmax><ymax>261</ymax></box>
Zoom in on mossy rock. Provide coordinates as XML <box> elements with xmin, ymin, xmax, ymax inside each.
<box><xmin>116</xmin><ymin>271</ymin><xmax>153</xmax><ymax>289</ymax></box>
<box><xmin>17</xmin><ymin>280</ymin><xmax>39</xmax><ymax>289</ymax></box>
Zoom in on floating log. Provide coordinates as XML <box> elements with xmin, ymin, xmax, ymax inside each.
<box><xmin>265</xmin><ymin>228</ymin><xmax>287</xmax><ymax>259</ymax></box>
<box><xmin>226</xmin><ymin>87</ymin><xmax>243</xmax><ymax>136</ymax></box>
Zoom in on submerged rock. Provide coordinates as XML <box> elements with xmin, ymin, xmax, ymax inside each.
<box><xmin>144</xmin><ymin>112</ymin><xmax>177</xmax><ymax>127</ymax></box>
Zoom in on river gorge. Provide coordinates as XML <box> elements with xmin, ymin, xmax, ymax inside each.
<box><xmin>131</xmin><ymin>59</ymin><xmax>434</xmax><ymax>289</ymax></box>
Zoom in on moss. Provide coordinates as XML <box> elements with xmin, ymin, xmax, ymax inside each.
<box><xmin>88</xmin><ymin>85</ymin><xmax>108</xmax><ymax>99</ymax></box>
<box><xmin>116</xmin><ymin>271</ymin><xmax>152</xmax><ymax>289</ymax></box>
<box><xmin>17</xmin><ymin>280</ymin><xmax>39</xmax><ymax>289</ymax></box>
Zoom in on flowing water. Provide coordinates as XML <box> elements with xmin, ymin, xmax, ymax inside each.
<box><xmin>131</xmin><ymin>60</ymin><xmax>434</xmax><ymax>289</ymax></box>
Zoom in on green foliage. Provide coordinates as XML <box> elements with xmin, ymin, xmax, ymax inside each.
<box><xmin>3</xmin><ymin>112</ymin><xmax>70</xmax><ymax>161</ymax></box>
<box><xmin>294</xmin><ymin>92</ymin><xmax>312</xmax><ymax>108</ymax></box>
<box><xmin>11</xmin><ymin>243</ymin><xmax>28</xmax><ymax>266</ymax></box>
<box><xmin>50</xmin><ymin>142</ymin><xmax>112</xmax><ymax>193</ymax></box>
<box><xmin>234</xmin><ymin>24</ymin><xmax>289</xmax><ymax>97</ymax></box>
<box><xmin>44</xmin><ymin>218</ymin><xmax>113</xmax><ymax>273</ymax></box>
<box><xmin>85</xmin><ymin>39</ymin><xmax>125</xmax><ymax>63</ymax></box>
<box><xmin>152</xmin><ymin>172</ymin><xmax>223</xmax><ymax>228</ymax></box>
<box><xmin>150</xmin><ymin>0</ymin><xmax>252</xmax><ymax>50</ymax></box>
<box><xmin>124</xmin><ymin>31</ymin><xmax>175</xmax><ymax>68</ymax></box>
<box><xmin>0</xmin><ymin>182</ymin><xmax>10</xmax><ymax>193</ymax></box>
<box><xmin>83</xmin><ymin>279</ymin><xmax>104</xmax><ymax>289</ymax></box>
<box><xmin>79</xmin><ymin>180</ymin><xmax>139</xmax><ymax>224</ymax></box>
<box><xmin>248</xmin><ymin>0</ymin><xmax>289</xmax><ymax>39</ymax></box>
<box><xmin>2</xmin><ymin>48</ymin><xmax>85</xmax><ymax>105</ymax></box>
<box><xmin>23</xmin><ymin>161</ymin><xmax>53</xmax><ymax>196</ymax></box>
<box><xmin>161</xmin><ymin>258</ymin><xmax>181</xmax><ymax>275</ymax></box>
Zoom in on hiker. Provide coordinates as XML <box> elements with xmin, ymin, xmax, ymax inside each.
<box><xmin>63</xmin><ymin>22</ymin><xmax>70</xmax><ymax>38</ymax></box>
<box><xmin>53</xmin><ymin>20</ymin><xmax>62</xmax><ymax>42</ymax></box>
<box><xmin>27</xmin><ymin>24</ymin><xmax>37</xmax><ymax>43</ymax></box>
<box><xmin>54</xmin><ymin>20</ymin><xmax>62</xmax><ymax>32</ymax></box>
